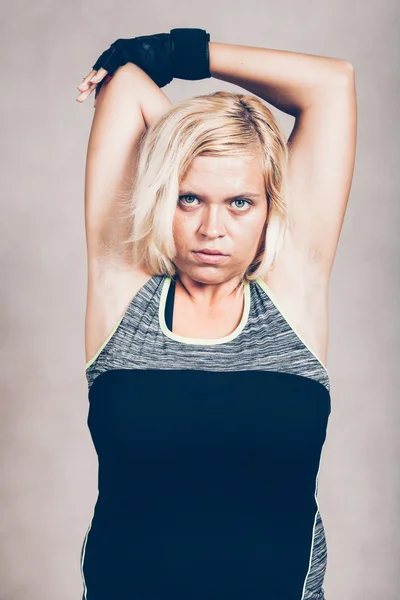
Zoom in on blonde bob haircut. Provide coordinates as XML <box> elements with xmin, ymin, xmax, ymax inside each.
<box><xmin>122</xmin><ymin>90</ymin><xmax>290</xmax><ymax>284</ymax></box>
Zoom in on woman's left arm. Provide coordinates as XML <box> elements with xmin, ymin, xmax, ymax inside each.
<box><xmin>209</xmin><ymin>42</ymin><xmax>357</xmax><ymax>280</ymax></box>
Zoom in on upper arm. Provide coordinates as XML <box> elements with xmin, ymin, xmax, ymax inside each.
<box><xmin>83</xmin><ymin>64</ymin><xmax>174</xmax><ymax>364</ymax></box>
<box><xmin>285</xmin><ymin>62</ymin><xmax>357</xmax><ymax>281</ymax></box>
<box><xmin>84</xmin><ymin>63</ymin><xmax>173</xmax><ymax>270</ymax></box>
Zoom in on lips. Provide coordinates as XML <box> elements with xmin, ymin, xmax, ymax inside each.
<box><xmin>192</xmin><ymin>251</ymin><xmax>229</xmax><ymax>265</ymax></box>
<box><xmin>194</xmin><ymin>249</ymin><xmax>227</xmax><ymax>255</ymax></box>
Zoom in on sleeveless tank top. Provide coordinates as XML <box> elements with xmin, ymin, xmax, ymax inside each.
<box><xmin>81</xmin><ymin>274</ymin><xmax>331</xmax><ymax>600</ymax></box>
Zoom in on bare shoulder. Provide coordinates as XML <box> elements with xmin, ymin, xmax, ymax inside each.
<box><xmin>261</xmin><ymin>235</ymin><xmax>330</xmax><ymax>369</ymax></box>
<box><xmin>85</xmin><ymin>259</ymin><xmax>153</xmax><ymax>366</ymax></box>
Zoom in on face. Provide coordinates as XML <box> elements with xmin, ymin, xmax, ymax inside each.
<box><xmin>172</xmin><ymin>154</ymin><xmax>268</xmax><ymax>284</ymax></box>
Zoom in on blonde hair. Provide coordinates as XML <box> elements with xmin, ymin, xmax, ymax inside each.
<box><xmin>122</xmin><ymin>90</ymin><xmax>290</xmax><ymax>284</ymax></box>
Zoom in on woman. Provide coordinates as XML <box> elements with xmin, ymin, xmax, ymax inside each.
<box><xmin>76</xmin><ymin>29</ymin><xmax>357</xmax><ymax>600</ymax></box>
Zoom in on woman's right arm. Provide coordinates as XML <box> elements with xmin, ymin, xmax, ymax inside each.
<box><xmin>83</xmin><ymin>63</ymin><xmax>173</xmax><ymax>366</ymax></box>
<box><xmin>84</xmin><ymin>62</ymin><xmax>173</xmax><ymax>271</ymax></box>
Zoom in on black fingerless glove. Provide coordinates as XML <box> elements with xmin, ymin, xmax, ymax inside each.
<box><xmin>92</xmin><ymin>28</ymin><xmax>211</xmax><ymax>96</ymax></box>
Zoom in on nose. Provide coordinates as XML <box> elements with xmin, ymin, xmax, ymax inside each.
<box><xmin>198</xmin><ymin>205</ymin><xmax>226</xmax><ymax>238</ymax></box>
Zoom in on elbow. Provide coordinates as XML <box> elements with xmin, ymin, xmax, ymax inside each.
<box><xmin>333</xmin><ymin>60</ymin><xmax>356</xmax><ymax>87</ymax></box>
<box><xmin>310</xmin><ymin>60</ymin><xmax>356</xmax><ymax>108</ymax></box>
<box><xmin>341</xmin><ymin>60</ymin><xmax>355</xmax><ymax>79</ymax></box>
<box><xmin>317</xmin><ymin>59</ymin><xmax>356</xmax><ymax>93</ymax></box>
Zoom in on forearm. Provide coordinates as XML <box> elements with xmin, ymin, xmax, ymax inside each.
<box><xmin>208</xmin><ymin>41</ymin><xmax>354</xmax><ymax>116</ymax></box>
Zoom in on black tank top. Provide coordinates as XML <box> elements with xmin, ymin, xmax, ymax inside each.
<box><xmin>81</xmin><ymin>274</ymin><xmax>330</xmax><ymax>600</ymax></box>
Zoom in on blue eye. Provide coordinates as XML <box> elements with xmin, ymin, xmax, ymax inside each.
<box><xmin>179</xmin><ymin>195</ymin><xmax>199</xmax><ymax>205</ymax></box>
<box><xmin>232</xmin><ymin>199</ymin><xmax>252</xmax><ymax>210</ymax></box>
<box><xmin>179</xmin><ymin>195</ymin><xmax>253</xmax><ymax>210</ymax></box>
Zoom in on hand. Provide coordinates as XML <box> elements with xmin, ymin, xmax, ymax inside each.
<box><xmin>76</xmin><ymin>32</ymin><xmax>172</xmax><ymax>107</ymax></box>
<box><xmin>76</xmin><ymin>68</ymin><xmax>112</xmax><ymax>106</ymax></box>
<box><xmin>88</xmin><ymin>35</ymin><xmax>173</xmax><ymax>91</ymax></box>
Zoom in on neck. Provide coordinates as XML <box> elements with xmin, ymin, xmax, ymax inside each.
<box><xmin>174</xmin><ymin>271</ymin><xmax>245</xmax><ymax>307</ymax></box>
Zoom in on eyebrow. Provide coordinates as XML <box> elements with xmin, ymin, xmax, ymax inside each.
<box><xmin>178</xmin><ymin>190</ymin><xmax>262</xmax><ymax>200</ymax></box>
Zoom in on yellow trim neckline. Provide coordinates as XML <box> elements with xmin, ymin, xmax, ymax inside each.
<box><xmin>159</xmin><ymin>276</ymin><xmax>251</xmax><ymax>346</ymax></box>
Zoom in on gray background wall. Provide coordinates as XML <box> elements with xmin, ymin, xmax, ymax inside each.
<box><xmin>1</xmin><ymin>0</ymin><xmax>399</xmax><ymax>598</ymax></box>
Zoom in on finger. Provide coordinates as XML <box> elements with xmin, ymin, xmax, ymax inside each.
<box><xmin>76</xmin><ymin>81</ymin><xmax>96</xmax><ymax>103</ymax></box>
<box><xmin>77</xmin><ymin>67</ymin><xmax>109</xmax><ymax>93</ymax></box>
<box><xmin>90</xmin><ymin>67</ymin><xmax>109</xmax><ymax>82</ymax></box>
<box><xmin>76</xmin><ymin>83</ymin><xmax>95</xmax><ymax>102</ymax></box>
<box><xmin>77</xmin><ymin>70</ymin><xmax>97</xmax><ymax>92</ymax></box>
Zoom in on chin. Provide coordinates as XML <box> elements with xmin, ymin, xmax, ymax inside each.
<box><xmin>177</xmin><ymin>264</ymin><xmax>232</xmax><ymax>285</ymax></box>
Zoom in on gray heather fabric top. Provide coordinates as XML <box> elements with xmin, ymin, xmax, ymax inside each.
<box><xmin>86</xmin><ymin>274</ymin><xmax>330</xmax><ymax>395</ymax></box>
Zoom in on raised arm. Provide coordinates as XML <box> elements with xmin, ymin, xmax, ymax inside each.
<box><xmin>209</xmin><ymin>42</ymin><xmax>357</xmax><ymax>281</ymax></box>
<box><xmin>82</xmin><ymin>63</ymin><xmax>173</xmax><ymax>364</ymax></box>
<box><xmin>84</xmin><ymin>62</ymin><xmax>173</xmax><ymax>269</ymax></box>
